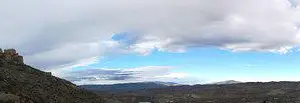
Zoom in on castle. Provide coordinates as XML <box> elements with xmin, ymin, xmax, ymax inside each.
<box><xmin>0</xmin><ymin>48</ymin><xmax>24</xmax><ymax>65</ymax></box>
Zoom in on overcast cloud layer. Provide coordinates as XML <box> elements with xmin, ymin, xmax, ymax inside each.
<box><xmin>0</xmin><ymin>0</ymin><xmax>300</xmax><ymax>83</ymax></box>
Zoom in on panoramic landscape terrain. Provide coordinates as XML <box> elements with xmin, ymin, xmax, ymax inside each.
<box><xmin>2</xmin><ymin>49</ymin><xmax>300</xmax><ymax>103</ymax></box>
<box><xmin>1</xmin><ymin>0</ymin><xmax>300</xmax><ymax>103</ymax></box>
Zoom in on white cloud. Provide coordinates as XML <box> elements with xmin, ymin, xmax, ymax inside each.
<box><xmin>24</xmin><ymin>42</ymin><xmax>104</xmax><ymax>69</ymax></box>
<box><xmin>0</xmin><ymin>0</ymin><xmax>299</xmax><ymax>75</ymax></box>
<box><xmin>59</xmin><ymin>66</ymin><xmax>196</xmax><ymax>85</ymax></box>
<box><xmin>289</xmin><ymin>0</ymin><xmax>300</xmax><ymax>7</ymax></box>
<box><xmin>109</xmin><ymin>0</ymin><xmax>300</xmax><ymax>55</ymax></box>
<box><xmin>156</xmin><ymin>73</ymin><xmax>188</xmax><ymax>79</ymax></box>
<box><xmin>49</xmin><ymin>57</ymin><xmax>100</xmax><ymax>77</ymax></box>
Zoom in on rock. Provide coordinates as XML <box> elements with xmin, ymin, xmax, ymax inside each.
<box><xmin>4</xmin><ymin>49</ymin><xmax>17</xmax><ymax>55</ymax></box>
<box><xmin>0</xmin><ymin>92</ymin><xmax>20</xmax><ymax>103</ymax></box>
<box><xmin>0</xmin><ymin>49</ymin><xmax>24</xmax><ymax>65</ymax></box>
<box><xmin>12</xmin><ymin>55</ymin><xmax>24</xmax><ymax>64</ymax></box>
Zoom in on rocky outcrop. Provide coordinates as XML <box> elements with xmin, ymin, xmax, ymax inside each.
<box><xmin>0</xmin><ymin>48</ymin><xmax>24</xmax><ymax>65</ymax></box>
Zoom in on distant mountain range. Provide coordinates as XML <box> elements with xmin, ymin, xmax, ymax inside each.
<box><xmin>210</xmin><ymin>80</ymin><xmax>242</xmax><ymax>85</ymax></box>
<box><xmin>81</xmin><ymin>80</ymin><xmax>244</xmax><ymax>93</ymax></box>
<box><xmin>81</xmin><ymin>81</ymin><xmax>179</xmax><ymax>93</ymax></box>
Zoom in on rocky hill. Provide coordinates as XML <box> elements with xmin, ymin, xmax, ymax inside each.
<box><xmin>0</xmin><ymin>48</ymin><xmax>104</xmax><ymax>103</ymax></box>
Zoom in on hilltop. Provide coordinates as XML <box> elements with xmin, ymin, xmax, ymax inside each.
<box><xmin>0</xmin><ymin>48</ymin><xmax>104</xmax><ymax>103</ymax></box>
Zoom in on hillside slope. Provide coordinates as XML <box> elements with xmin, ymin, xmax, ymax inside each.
<box><xmin>0</xmin><ymin>49</ymin><xmax>104</xmax><ymax>103</ymax></box>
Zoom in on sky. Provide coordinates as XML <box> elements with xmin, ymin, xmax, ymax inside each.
<box><xmin>0</xmin><ymin>0</ymin><xmax>300</xmax><ymax>85</ymax></box>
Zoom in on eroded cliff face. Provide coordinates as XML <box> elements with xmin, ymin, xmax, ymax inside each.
<box><xmin>0</xmin><ymin>48</ymin><xmax>104</xmax><ymax>103</ymax></box>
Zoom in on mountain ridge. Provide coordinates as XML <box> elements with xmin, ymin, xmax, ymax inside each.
<box><xmin>81</xmin><ymin>81</ymin><xmax>178</xmax><ymax>93</ymax></box>
<box><xmin>210</xmin><ymin>80</ymin><xmax>242</xmax><ymax>85</ymax></box>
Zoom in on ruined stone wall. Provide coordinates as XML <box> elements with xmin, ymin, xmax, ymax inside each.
<box><xmin>0</xmin><ymin>48</ymin><xmax>24</xmax><ymax>65</ymax></box>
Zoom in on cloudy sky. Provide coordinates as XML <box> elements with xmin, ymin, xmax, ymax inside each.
<box><xmin>1</xmin><ymin>0</ymin><xmax>300</xmax><ymax>85</ymax></box>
